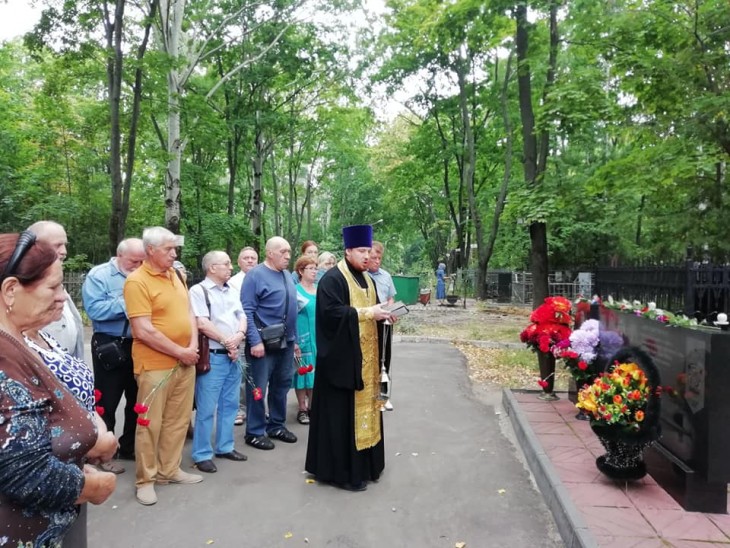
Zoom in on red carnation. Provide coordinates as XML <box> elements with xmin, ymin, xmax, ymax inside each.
<box><xmin>95</xmin><ymin>406</ymin><xmax>105</xmax><ymax>417</ymax></box>
<box><xmin>298</xmin><ymin>366</ymin><xmax>308</xmax><ymax>375</ymax></box>
<box><xmin>136</xmin><ymin>417</ymin><xmax>151</xmax><ymax>427</ymax></box>
<box><xmin>578</xmin><ymin>361</ymin><xmax>588</xmax><ymax>371</ymax></box>
<box><xmin>252</xmin><ymin>387</ymin><xmax>263</xmax><ymax>401</ymax></box>
<box><xmin>94</xmin><ymin>389</ymin><xmax>102</xmax><ymax>403</ymax></box>
<box><xmin>307</xmin><ymin>365</ymin><xmax>314</xmax><ymax>373</ymax></box>
<box><xmin>134</xmin><ymin>403</ymin><xmax>149</xmax><ymax>414</ymax></box>
<box><xmin>537</xmin><ymin>379</ymin><xmax>548</xmax><ymax>388</ymax></box>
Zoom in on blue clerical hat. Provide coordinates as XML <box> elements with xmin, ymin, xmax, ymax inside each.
<box><xmin>342</xmin><ymin>224</ymin><xmax>373</xmax><ymax>249</ymax></box>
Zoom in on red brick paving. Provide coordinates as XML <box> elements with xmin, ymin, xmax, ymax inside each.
<box><xmin>513</xmin><ymin>391</ymin><xmax>730</xmax><ymax>546</ymax></box>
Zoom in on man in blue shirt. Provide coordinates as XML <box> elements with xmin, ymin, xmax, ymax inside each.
<box><xmin>189</xmin><ymin>251</ymin><xmax>248</xmax><ymax>473</ymax></box>
<box><xmin>241</xmin><ymin>236</ymin><xmax>299</xmax><ymax>450</ymax></box>
<box><xmin>82</xmin><ymin>238</ymin><xmax>146</xmax><ymax>471</ymax></box>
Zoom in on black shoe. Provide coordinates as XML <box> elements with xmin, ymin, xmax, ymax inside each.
<box><xmin>195</xmin><ymin>460</ymin><xmax>217</xmax><ymax>473</ymax></box>
<box><xmin>215</xmin><ymin>450</ymin><xmax>248</xmax><ymax>462</ymax></box>
<box><xmin>334</xmin><ymin>481</ymin><xmax>367</xmax><ymax>492</ymax></box>
<box><xmin>267</xmin><ymin>428</ymin><xmax>297</xmax><ymax>443</ymax></box>
<box><xmin>244</xmin><ymin>435</ymin><xmax>275</xmax><ymax>450</ymax></box>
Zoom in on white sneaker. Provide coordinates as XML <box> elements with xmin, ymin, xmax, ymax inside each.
<box><xmin>384</xmin><ymin>400</ymin><xmax>394</xmax><ymax>411</ymax></box>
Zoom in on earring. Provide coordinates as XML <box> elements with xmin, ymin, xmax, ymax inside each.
<box><xmin>5</xmin><ymin>304</ymin><xmax>12</xmax><ymax>314</ymax></box>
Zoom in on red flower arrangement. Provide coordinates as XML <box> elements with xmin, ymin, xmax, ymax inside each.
<box><xmin>520</xmin><ymin>296</ymin><xmax>573</xmax><ymax>353</ymax></box>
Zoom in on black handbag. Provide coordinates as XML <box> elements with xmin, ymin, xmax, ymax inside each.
<box><xmin>95</xmin><ymin>339</ymin><xmax>127</xmax><ymax>370</ymax></box>
<box><xmin>259</xmin><ymin>323</ymin><xmax>287</xmax><ymax>351</ymax></box>
<box><xmin>93</xmin><ymin>319</ymin><xmax>130</xmax><ymax>371</ymax></box>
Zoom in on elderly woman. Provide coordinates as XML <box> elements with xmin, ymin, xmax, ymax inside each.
<box><xmin>0</xmin><ymin>232</ymin><xmax>116</xmax><ymax>546</ymax></box>
<box><xmin>292</xmin><ymin>241</ymin><xmax>319</xmax><ymax>284</ymax></box>
<box><xmin>316</xmin><ymin>251</ymin><xmax>336</xmax><ymax>283</ymax></box>
<box><xmin>435</xmin><ymin>262</ymin><xmax>447</xmax><ymax>304</ymax></box>
<box><xmin>292</xmin><ymin>256</ymin><xmax>318</xmax><ymax>424</ymax></box>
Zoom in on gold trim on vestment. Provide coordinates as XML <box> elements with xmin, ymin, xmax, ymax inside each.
<box><xmin>337</xmin><ymin>260</ymin><xmax>382</xmax><ymax>450</ymax></box>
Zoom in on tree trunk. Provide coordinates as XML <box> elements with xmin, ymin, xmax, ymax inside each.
<box><xmin>515</xmin><ymin>1</ymin><xmax>558</xmax><ymax>306</ymax></box>
<box><xmin>106</xmin><ymin>0</ymin><xmax>125</xmax><ymax>256</ymax></box>
<box><xmin>481</xmin><ymin>53</ymin><xmax>515</xmax><ymax>299</ymax></box>
<box><xmin>251</xmin><ymin>119</ymin><xmax>264</xmax><ymax>241</ymax></box>
<box><xmin>162</xmin><ymin>0</ymin><xmax>185</xmax><ymax>235</ymax></box>
<box><xmin>456</xmin><ymin>57</ymin><xmax>485</xmax><ymax>298</ymax></box>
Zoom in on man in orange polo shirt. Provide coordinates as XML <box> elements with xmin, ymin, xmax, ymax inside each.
<box><xmin>124</xmin><ymin>226</ymin><xmax>202</xmax><ymax>506</ymax></box>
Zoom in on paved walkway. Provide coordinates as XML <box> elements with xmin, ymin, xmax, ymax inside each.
<box><xmin>87</xmin><ymin>342</ymin><xmax>563</xmax><ymax>547</ymax></box>
<box><xmin>504</xmin><ymin>390</ymin><xmax>730</xmax><ymax>547</ymax></box>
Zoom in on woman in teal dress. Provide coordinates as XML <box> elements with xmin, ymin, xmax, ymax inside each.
<box><xmin>293</xmin><ymin>256</ymin><xmax>318</xmax><ymax>424</ymax></box>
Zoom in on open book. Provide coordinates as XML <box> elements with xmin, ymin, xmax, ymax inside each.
<box><xmin>382</xmin><ymin>300</ymin><xmax>409</xmax><ymax>318</ymax></box>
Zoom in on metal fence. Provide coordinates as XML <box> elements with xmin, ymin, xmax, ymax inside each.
<box><xmin>595</xmin><ymin>262</ymin><xmax>730</xmax><ymax>320</ymax></box>
<box><xmin>511</xmin><ymin>271</ymin><xmax>591</xmax><ymax>304</ymax></box>
<box><xmin>64</xmin><ymin>272</ymin><xmax>85</xmax><ymax>307</ymax></box>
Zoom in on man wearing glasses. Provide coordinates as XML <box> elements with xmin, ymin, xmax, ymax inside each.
<box><xmin>189</xmin><ymin>251</ymin><xmax>248</xmax><ymax>473</ymax></box>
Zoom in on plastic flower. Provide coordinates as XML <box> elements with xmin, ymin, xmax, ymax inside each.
<box><xmin>576</xmin><ymin>361</ymin><xmax>653</xmax><ymax>432</ymax></box>
<box><xmin>521</xmin><ymin>296</ymin><xmax>573</xmax><ymax>354</ymax></box>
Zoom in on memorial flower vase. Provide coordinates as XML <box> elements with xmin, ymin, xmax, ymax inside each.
<box><xmin>577</xmin><ymin>346</ymin><xmax>662</xmax><ymax>482</ymax></box>
<box><xmin>537</xmin><ymin>351</ymin><xmax>558</xmax><ymax>401</ymax></box>
<box><xmin>591</xmin><ymin>424</ymin><xmax>657</xmax><ymax>481</ymax></box>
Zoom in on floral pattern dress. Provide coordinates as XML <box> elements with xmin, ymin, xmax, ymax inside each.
<box><xmin>0</xmin><ymin>330</ymin><xmax>97</xmax><ymax>547</ymax></box>
<box><xmin>293</xmin><ymin>284</ymin><xmax>317</xmax><ymax>390</ymax></box>
<box><xmin>24</xmin><ymin>331</ymin><xmax>96</xmax><ymax>412</ymax></box>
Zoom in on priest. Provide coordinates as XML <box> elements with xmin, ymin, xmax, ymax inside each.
<box><xmin>305</xmin><ymin>224</ymin><xmax>395</xmax><ymax>492</ymax></box>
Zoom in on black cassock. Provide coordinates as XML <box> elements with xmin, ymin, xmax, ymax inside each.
<box><xmin>304</xmin><ymin>262</ymin><xmax>385</xmax><ymax>485</ymax></box>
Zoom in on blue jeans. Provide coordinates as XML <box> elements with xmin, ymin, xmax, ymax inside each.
<box><xmin>192</xmin><ymin>352</ymin><xmax>242</xmax><ymax>462</ymax></box>
<box><xmin>244</xmin><ymin>344</ymin><xmax>295</xmax><ymax>437</ymax></box>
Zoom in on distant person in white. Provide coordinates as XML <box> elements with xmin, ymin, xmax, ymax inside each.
<box><xmin>28</xmin><ymin>221</ymin><xmax>84</xmax><ymax>359</ymax></box>
<box><xmin>228</xmin><ymin>247</ymin><xmax>259</xmax><ymax>295</ymax></box>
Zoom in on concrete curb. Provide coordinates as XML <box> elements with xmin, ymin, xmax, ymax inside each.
<box><xmin>395</xmin><ymin>335</ymin><xmax>524</xmax><ymax>349</ymax></box>
<box><xmin>502</xmin><ymin>389</ymin><xmax>597</xmax><ymax>548</ymax></box>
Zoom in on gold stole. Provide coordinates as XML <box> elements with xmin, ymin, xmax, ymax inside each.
<box><xmin>337</xmin><ymin>260</ymin><xmax>382</xmax><ymax>450</ymax></box>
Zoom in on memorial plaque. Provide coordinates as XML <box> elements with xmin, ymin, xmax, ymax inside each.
<box><xmin>599</xmin><ymin>308</ymin><xmax>730</xmax><ymax>512</ymax></box>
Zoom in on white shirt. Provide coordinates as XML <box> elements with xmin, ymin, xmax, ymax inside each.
<box><xmin>228</xmin><ymin>271</ymin><xmax>245</xmax><ymax>296</ymax></box>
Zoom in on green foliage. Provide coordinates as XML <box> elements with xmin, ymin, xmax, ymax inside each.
<box><xmin>0</xmin><ymin>0</ymin><xmax>728</xmax><ymax>278</ymax></box>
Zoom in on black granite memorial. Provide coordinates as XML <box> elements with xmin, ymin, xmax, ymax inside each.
<box><xmin>599</xmin><ymin>307</ymin><xmax>730</xmax><ymax>513</ymax></box>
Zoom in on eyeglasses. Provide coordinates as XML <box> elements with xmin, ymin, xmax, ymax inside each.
<box><xmin>1</xmin><ymin>231</ymin><xmax>36</xmax><ymax>282</ymax></box>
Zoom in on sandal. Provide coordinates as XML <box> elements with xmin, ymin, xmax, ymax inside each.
<box><xmin>297</xmin><ymin>410</ymin><xmax>310</xmax><ymax>425</ymax></box>
<box><xmin>99</xmin><ymin>461</ymin><xmax>126</xmax><ymax>474</ymax></box>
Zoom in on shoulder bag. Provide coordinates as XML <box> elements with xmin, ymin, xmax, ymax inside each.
<box><xmin>196</xmin><ymin>286</ymin><xmax>212</xmax><ymax>375</ymax></box>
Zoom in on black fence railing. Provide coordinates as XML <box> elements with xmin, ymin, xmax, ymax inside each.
<box><xmin>594</xmin><ymin>262</ymin><xmax>730</xmax><ymax>321</ymax></box>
